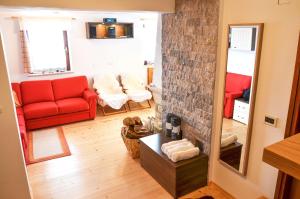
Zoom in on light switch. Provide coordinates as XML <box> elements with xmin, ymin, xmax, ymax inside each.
<box><xmin>265</xmin><ymin>115</ymin><xmax>278</xmax><ymax>127</ymax></box>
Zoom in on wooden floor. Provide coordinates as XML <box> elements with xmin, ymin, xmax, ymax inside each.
<box><xmin>27</xmin><ymin>106</ymin><xmax>233</xmax><ymax>199</ymax></box>
<box><xmin>222</xmin><ymin>118</ymin><xmax>247</xmax><ymax>146</ymax></box>
<box><xmin>182</xmin><ymin>182</ymin><xmax>234</xmax><ymax>199</ymax></box>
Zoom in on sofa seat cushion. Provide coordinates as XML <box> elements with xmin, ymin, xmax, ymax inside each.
<box><xmin>56</xmin><ymin>98</ymin><xmax>89</xmax><ymax>114</ymax></box>
<box><xmin>23</xmin><ymin>102</ymin><xmax>58</xmax><ymax>120</ymax></box>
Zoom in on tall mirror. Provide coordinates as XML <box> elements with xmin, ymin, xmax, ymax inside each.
<box><xmin>219</xmin><ymin>24</ymin><xmax>264</xmax><ymax>175</ymax></box>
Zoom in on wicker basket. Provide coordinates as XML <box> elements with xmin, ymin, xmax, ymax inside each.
<box><xmin>121</xmin><ymin>127</ymin><xmax>140</xmax><ymax>159</ymax></box>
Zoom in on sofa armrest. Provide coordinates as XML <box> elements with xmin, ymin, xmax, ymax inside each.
<box><xmin>83</xmin><ymin>89</ymin><xmax>98</xmax><ymax>119</ymax></box>
<box><xmin>83</xmin><ymin>89</ymin><xmax>98</xmax><ymax>101</ymax></box>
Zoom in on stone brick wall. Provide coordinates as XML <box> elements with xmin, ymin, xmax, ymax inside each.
<box><xmin>162</xmin><ymin>0</ymin><xmax>219</xmax><ymax>154</ymax></box>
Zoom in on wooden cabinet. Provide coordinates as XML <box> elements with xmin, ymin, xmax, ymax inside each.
<box><xmin>233</xmin><ymin>98</ymin><xmax>250</xmax><ymax>124</ymax></box>
<box><xmin>140</xmin><ymin>133</ymin><xmax>208</xmax><ymax>198</ymax></box>
<box><xmin>220</xmin><ymin>142</ymin><xmax>243</xmax><ymax>170</ymax></box>
<box><xmin>86</xmin><ymin>22</ymin><xmax>134</xmax><ymax>39</ymax></box>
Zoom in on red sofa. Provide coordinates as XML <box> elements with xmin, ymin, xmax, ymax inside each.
<box><xmin>224</xmin><ymin>72</ymin><xmax>252</xmax><ymax>118</ymax></box>
<box><xmin>11</xmin><ymin>76</ymin><xmax>98</xmax><ymax>164</ymax></box>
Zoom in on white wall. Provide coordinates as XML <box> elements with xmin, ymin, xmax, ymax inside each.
<box><xmin>0</xmin><ymin>10</ymin><xmax>161</xmax><ymax>86</ymax></box>
<box><xmin>0</xmin><ymin>34</ymin><xmax>31</xmax><ymax>199</ymax></box>
<box><xmin>153</xmin><ymin>14</ymin><xmax>162</xmax><ymax>88</ymax></box>
<box><xmin>211</xmin><ymin>0</ymin><xmax>300</xmax><ymax>198</ymax></box>
<box><xmin>227</xmin><ymin>49</ymin><xmax>255</xmax><ymax>76</ymax></box>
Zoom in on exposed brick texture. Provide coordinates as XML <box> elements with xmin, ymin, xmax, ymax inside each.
<box><xmin>162</xmin><ymin>0</ymin><xmax>219</xmax><ymax>154</ymax></box>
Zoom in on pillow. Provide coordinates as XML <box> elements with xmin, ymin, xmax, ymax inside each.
<box><xmin>12</xmin><ymin>90</ymin><xmax>21</xmax><ymax>107</ymax></box>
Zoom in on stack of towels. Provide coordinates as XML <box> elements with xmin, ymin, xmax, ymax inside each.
<box><xmin>221</xmin><ymin>133</ymin><xmax>238</xmax><ymax>148</ymax></box>
<box><xmin>161</xmin><ymin>138</ymin><xmax>200</xmax><ymax>162</ymax></box>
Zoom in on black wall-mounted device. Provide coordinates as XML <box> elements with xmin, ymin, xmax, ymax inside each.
<box><xmin>103</xmin><ymin>18</ymin><xmax>117</xmax><ymax>24</ymax></box>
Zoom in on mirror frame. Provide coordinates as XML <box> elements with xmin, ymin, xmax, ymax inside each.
<box><xmin>218</xmin><ymin>23</ymin><xmax>264</xmax><ymax>176</ymax></box>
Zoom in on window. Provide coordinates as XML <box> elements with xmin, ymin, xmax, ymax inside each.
<box><xmin>20</xmin><ymin>18</ymin><xmax>71</xmax><ymax>74</ymax></box>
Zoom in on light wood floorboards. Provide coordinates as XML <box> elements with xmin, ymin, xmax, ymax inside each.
<box><xmin>27</xmin><ymin>107</ymin><xmax>233</xmax><ymax>199</ymax></box>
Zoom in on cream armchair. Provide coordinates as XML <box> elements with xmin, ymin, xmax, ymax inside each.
<box><xmin>93</xmin><ymin>74</ymin><xmax>128</xmax><ymax>114</ymax></box>
<box><xmin>121</xmin><ymin>74</ymin><xmax>152</xmax><ymax>110</ymax></box>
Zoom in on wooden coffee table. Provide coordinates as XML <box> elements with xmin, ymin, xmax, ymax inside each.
<box><xmin>140</xmin><ymin>133</ymin><xmax>208</xmax><ymax>198</ymax></box>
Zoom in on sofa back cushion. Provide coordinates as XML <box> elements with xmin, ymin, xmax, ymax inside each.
<box><xmin>225</xmin><ymin>72</ymin><xmax>252</xmax><ymax>93</ymax></box>
<box><xmin>21</xmin><ymin>80</ymin><xmax>54</xmax><ymax>105</ymax></box>
<box><xmin>52</xmin><ymin>76</ymin><xmax>88</xmax><ymax>100</ymax></box>
<box><xmin>11</xmin><ymin>83</ymin><xmax>23</xmax><ymax>105</ymax></box>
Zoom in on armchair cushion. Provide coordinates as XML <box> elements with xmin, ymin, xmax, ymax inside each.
<box><xmin>93</xmin><ymin>74</ymin><xmax>128</xmax><ymax>110</ymax></box>
<box><xmin>99</xmin><ymin>93</ymin><xmax>128</xmax><ymax>109</ymax></box>
<box><xmin>93</xmin><ymin>74</ymin><xmax>123</xmax><ymax>94</ymax></box>
<box><xmin>121</xmin><ymin>74</ymin><xmax>152</xmax><ymax>102</ymax></box>
<box><xmin>126</xmin><ymin>89</ymin><xmax>152</xmax><ymax>103</ymax></box>
<box><xmin>121</xmin><ymin>74</ymin><xmax>145</xmax><ymax>90</ymax></box>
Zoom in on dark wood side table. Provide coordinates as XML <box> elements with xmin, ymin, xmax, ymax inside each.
<box><xmin>139</xmin><ymin>133</ymin><xmax>208</xmax><ymax>198</ymax></box>
<box><xmin>220</xmin><ymin>142</ymin><xmax>243</xmax><ymax>170</ymax></box>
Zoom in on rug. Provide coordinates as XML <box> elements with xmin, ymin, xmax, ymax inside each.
<box><xmin>28</xmin><ymin>127</ymin><xmax>71</xmax><ymax>164</ymax></box>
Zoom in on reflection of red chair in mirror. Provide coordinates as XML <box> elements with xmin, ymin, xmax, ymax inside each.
<box><xmin>224</xmin><ymin>72</ymin><xmax>252</xmax><ymax>118</ymax></box>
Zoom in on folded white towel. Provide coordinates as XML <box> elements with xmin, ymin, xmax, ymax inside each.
<box><xmin>170</xmin><ymin>147</ymin><xmax>200</xmax><ymax>162</ymax></box>
<box><xmin>221</xmin><ymin>133</ymin><xmax>238</xmax><ymax>148</ymax></box>
<box><xmin>161</xmin><ymin>138</ymin><xmax>187</xmax><ymax>152</ymax></box>
<box><xmin>165</xmin><ymin>143</ymin><xmax>194</xmax><ymax>157</ymax></box>
<box><xmin>162</xmin><ymin>140</ymin><xmax>189</xmax><ymax>154</ymax></box>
